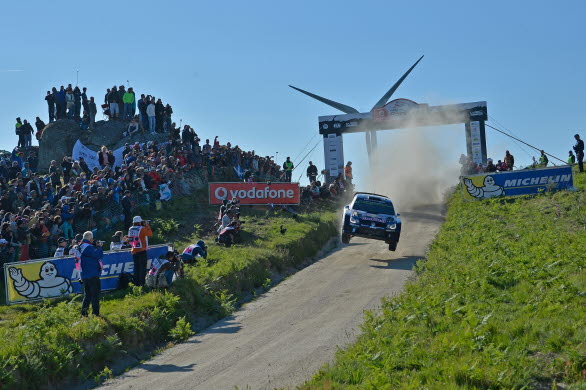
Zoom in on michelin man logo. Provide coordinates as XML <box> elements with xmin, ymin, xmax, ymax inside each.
<box><xmin>8</xmin><ymin>261</ymin><xmax>73</xmax><ymax>299</ymax></box>
<box><xmin>463</xmin><ymin>175</ymin><xmax>505</xmax><ymax>199</ymax></box>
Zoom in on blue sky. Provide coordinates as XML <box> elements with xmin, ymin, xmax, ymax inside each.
<box><xmin>0</xmin><ymin>0</ymin><xmax>584</xmax><ymax>185</ymax></box>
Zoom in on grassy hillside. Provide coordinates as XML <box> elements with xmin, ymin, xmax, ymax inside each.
<box><xmin>0</xmin><ymin>193</ymin><xmax>341</xmax><ymax>389</ymax></box>
<box><xmin>305</xmin><ymin>170</ymin><xmax>585</xmax><ymax>389</ymax></box>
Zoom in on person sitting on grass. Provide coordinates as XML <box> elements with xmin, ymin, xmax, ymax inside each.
<box><xmin>180</xmin><ymin>240</ymin><xmax>208</xmax><ymax>264</ymax></box>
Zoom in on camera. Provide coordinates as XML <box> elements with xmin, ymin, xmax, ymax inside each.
<box><xmin>96</xmin><ymin>240</ymin><xmax>105</xmax><ymax>246</ymax></box>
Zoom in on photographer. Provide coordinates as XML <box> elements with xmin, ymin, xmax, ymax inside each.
<box><xmin>79</xmin><ymin>231</ymin><xmax>104</xmax><ymax>317</ymax></box>
<box><xmin>146</xmin><ymin>251</ymin><xmax>183</xmax><ymax>288</ymax></box>
<box><xmin>128</xmin><ymin>216</ymin><xmax>153</xmax><ymax>286</ymax></box>
<box><xmin>180</xmin><ymin>240</ymin><xmax>208</xmax><ymax>264</ymax></box>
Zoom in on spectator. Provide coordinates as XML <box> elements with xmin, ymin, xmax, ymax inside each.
<box><xmin>128</xmin><ymin>216</ymin><xmax>152</xmax><ymax>287</ymax></box>
<box><xmin>574</xmin><ymin>134</ymin><xmax>584</xmax><ymax>172</ymax></box>
<box><xmin>344</xmin><ymin>161</ymin><xmax>353</xmax><ymax>185</ymax></box>
<box><xmin>79</xmin><ymin>231</ymin><xmax>103</xmax><ymax>317</ymax></box>
<box><xmin>306</xmin><ymin>161</ymin><xmax>318</xmax><ymax>183</ymax></box>
<box><xmin>137</xmin><ymin>94</ymin><xmax>148</xmax><ymax>129</ymax></box>
<box><xmin>34</xmin><ymin>117</ymin><xmax>46</xmax><ymax>141</ymax></box>
<box><xmin>568</xmin><ymin>151</ymin><xmax>575</xmax><ymax>165</ymax></box>
<box><xmin>123</xmin><ymin>87</ymin><xmax>135</xmax><ymax>120</ymax></box>
<box><xmin>56</xmin><ymin>86</ymin><xmax>66</xmax><ymax>119</ymax></box>
<box><xmin>107</xmin><ymin>86</ymin><xmax>119</xmax><ymax>119</ymax></box>
<box><xmin>504</xmin><ymin>151</ymin><xmax>514</xmax><ymax>170</ymax></box>
<box><xmin>88</xmin><ymin>97</ymin><xmax>97</xmax><ymax>128</ymax></box>
<box><xmin>121</xmin><ymin>190</ymin><xmax>133</xmax><ymax>230</ymax></box>
<box><xmin>45</xmin><ymin>91</ymin><xmax>55</xmax><ymax>123</ymax></box>
<box><xmin>65</xmin><ymin>88</ymin><xmax>75</xmax><ymax>119</ymax></box>
<box><xmin>81</xmin><ymin>87</ymin><xmax>89</xmax><ymax>115</ymax></box>
<box><xmin>126</xmin><ymin>118</ymin><xmax>140</xmax><ymax>136</ymax></box>
<box><xmin>15</xmin><ymin>118</ymin><xmax>24</xmax><ymax>148</ymax></box>
<box><xmin>73</xmin><ymin>86</ymin><xmax>82</xmax><ymax>118</ymax></box>
<box><xmin>539</xmin><ymin>150</ymin><xmax>549</xmax><ymax>167</ymax></box>
<box><xmin>283</xmin><ymin>157</ymin><xmax>294</xmax><ymax>182</ymax></box>
<box><xmin>61</xmin><ymin>156</ymin><xmax>72</xmax><ymax>183</ymax></box>
<box><xmin>21</xmin><ymin>120</ymin><xmax>34</xmax><ymax>148</ymax></box>
<box><xmin>486</xmin><ymin>159</ymin><xmax>497</xmax><ymax>172</ymax></box>
<box><xmin>97</xmin><ymin>146</ymin><xmax>110</xmax><ymax>168</ymax></box>
<box><xmin>147</xmin><ymin>98</ymin><xmax>156</xmax><ymax>134</ymax></box>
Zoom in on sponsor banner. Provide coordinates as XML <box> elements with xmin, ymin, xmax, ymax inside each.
<box><xmin>72</xmin><ymin>140</ymin><xmax>125</xmax><ymax>171</ymax></box>
<box><xmin>460</xmin><ymin>166</ymin><xmax>574</xmax><ymax>200</ymax></box>
<box><xmin>4</xmin><ymin>245</ymin><xmax>169</xmax><ymax>304</ymax></box>
<box><xmin>469</xmin><ymin>121</ymin><xmax>483</xmax><ymax>164</ymax></box>
<box><xmin>209</xmin><ymin>182</ymin><xmax>300</xmax><ymax>205</ymax></box>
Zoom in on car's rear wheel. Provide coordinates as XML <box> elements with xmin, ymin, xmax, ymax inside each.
<box><xmin>341</xmin><ymin>232</ymin><xmax>351</xmax><ymax>244</ymax></box>
<box><xmin>388</xmin><ymin>242</ymin><xmax>397</xmax><ymax>251</ymax></box>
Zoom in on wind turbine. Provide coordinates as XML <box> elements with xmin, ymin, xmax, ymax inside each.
<box><xmin>290</xmin><ymin>55</ymin><xmax>424</xmax><ymax>161</ymax></box>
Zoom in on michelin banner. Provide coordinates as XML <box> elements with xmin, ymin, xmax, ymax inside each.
<box><xmin>460</xmin><ymin>166</ymin><xmax>574</xmax><ymax>200</ymax></box>
<box><xmin>3</xmin><ymin>245</ymin><xmax>169</xmax><ymax>305</ymax></box>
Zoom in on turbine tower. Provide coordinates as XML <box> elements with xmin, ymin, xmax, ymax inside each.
<box><xmin>290</xmin><ymin>55</ymin><xmax>424</xmax><ymax>162</ymax></box>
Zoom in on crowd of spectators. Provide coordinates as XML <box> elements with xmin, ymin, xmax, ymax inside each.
<box><xmin>0</xmin><ymin>82</ymin><xmax>289</xmax><ymax>267</ymax></box>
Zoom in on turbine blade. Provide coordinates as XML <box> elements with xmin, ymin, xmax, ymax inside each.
<box><xmin>372</xmin><ymin>55</ymin><xmax>424</xmax><ymax>109</ymax></box>
<box><xmin>289</xmin><ymin>85</ymin><xmax>359</xmax><ymax>114</ymax></box>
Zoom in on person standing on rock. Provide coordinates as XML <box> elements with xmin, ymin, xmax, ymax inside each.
<box><xmin>65</xmin><ymin>88</ymin><xmax>75</xmax><ymax>119</ymax></box>
<box><xmin>34</xmin><ymin>117</ymin><xmax>46</xmax><ymax>141</ymax></box>
<box><xmin>15</xmin><ymin>118</ymin><xmax>24</xmax><ymax>148</ymax></box>
<box><xmin>123</xmin><ymin>88</ymin><xmax>135</xmax><ymax>120</ymax></box>
<box><xmin>21</xmin><ymin>120</ymin><xmax>34</xmax><ymax>148</ymax></box>
<box><xmin>137</xmin><ymin>94</ymin><xmax>148</xmax><ymax>130</ymax></box>
<box><xmin>56</xmin><ymin>86</ymin><xmax>66</xmax><ymax>119</ymax></box>
<box><xmin>73</xmin><ymin>86</ymin><xmax>82</xmax><ymax>118</ymax></box>
<box><xmin>81</xmin><ymin>87</ymin><xmax>89</xmax><ymax>115</ymax></box>
<box><xmin>147</xmin><ymin>98</ymin><xmax>156</xmax><ymax>134</ymax></box>
<box><xmin>89</xmin><ymin>97</ymin><xmax>97</xmax><ymax>128</ymax></box>
<box><xmin>108</xmin><ymin>86</ymin><xmax>119</xmax><ymax>119</ymax></box>
<box><xmin>45</xmin><ymin>91</ymin><xmax>55</xmax><ymax>123</ymax></box>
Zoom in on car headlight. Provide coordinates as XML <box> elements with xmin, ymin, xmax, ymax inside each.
<box><xmin>386</xmin><ymin>223</ymin><xmax>397</xmax><ymax>230</ymax></box>
<box><xmin>349</xmin><ymin>212</ymin><xmax>359</xmax><ymax>224</ymax></box>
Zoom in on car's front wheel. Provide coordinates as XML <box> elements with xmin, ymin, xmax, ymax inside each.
<box><xmin>388</xmin><ymin>242</ymin><xmax>398</xmax><ymax>251</ymax></box>
<box><xmin>341</xmin><ymin>232</ymin><xmax>351</xmax><ymax>244</ymax></box>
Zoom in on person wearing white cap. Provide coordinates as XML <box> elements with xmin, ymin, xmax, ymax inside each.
<box><xmin>127</xmin><ymin>215</ymin><xmax>152</xmax><ymax>286</ymax></box>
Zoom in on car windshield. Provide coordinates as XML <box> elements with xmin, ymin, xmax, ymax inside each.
<box><xmin>353</xmin><ymin>199</ymin><xmax>395</xmax><ymax>215</ymax></box>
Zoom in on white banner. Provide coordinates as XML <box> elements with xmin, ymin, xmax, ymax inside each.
<box><xmin>72</xmin><ymin>140</ymin><xmax>125</xmax><ymax>171</ymax></box>
<box><xmin>469</xmin><ymin>121</ymin><xmax>483</xmax><ymax>164</ymax></box>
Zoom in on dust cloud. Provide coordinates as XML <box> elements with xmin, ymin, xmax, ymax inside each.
<box><xmin>364</xmin><ymin>127</ymin><xmax>461</xmax><ymax>212</ymax></box>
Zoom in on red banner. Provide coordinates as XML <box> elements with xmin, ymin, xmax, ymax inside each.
<box><xmin>209</xmin><ymin>182</ymin><xmax>300</xmax><ymax>205</ymax></box>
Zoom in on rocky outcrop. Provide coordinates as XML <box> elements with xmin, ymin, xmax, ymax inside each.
<box><xmin>38</xmin><ymin>119</ymin><xmax>169</xmax><ymax>171</ymax></box>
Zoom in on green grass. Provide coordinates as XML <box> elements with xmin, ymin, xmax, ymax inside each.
<box><xmin>0</xmin><ymin>191</ymin><xmax>341</xmax><ymax>389</ymax></box>
<box><xmin>305</xmin><ymin>169</ymin><xmax>586</xmax><ymax>389</ymax></box>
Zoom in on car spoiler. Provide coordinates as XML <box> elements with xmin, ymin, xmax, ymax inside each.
<box><xmin>353</xmin><ymin>191</ymin><xmax>390</xmax><ymax>199</ymax></box>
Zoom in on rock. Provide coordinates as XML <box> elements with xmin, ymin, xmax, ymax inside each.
<box><xmin>38</xmin><ymin>120</ymin><xmax>83</xmax><ymax>170</ymax></box>
<box><xmin>38</xmin><ymin>119</ymin><xmax>171</xmax><ymax>172</ymax></box>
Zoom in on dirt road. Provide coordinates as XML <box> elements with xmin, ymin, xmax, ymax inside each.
<box><xmin>101</xmin><ymin>203</ymin><xmax>444</xmax><ymax>390</ymax></box>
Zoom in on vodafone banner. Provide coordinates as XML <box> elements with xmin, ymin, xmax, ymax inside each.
<box><xmin>209</xmin><ymin>182</ymin><xmax>300</xmax><ymax>205</ymax></box>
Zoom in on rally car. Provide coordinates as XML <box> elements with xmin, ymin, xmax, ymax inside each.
<box><xmin>341</xmin><ymin>192</ymin><xmax>401</xmax><ymax>251</ymax></box>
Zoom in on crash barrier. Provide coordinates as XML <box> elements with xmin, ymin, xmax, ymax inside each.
<box><xmin>3</xmin><ymin>244</ymin><xmax>170</xmax><ymax>305</ymax></box>
<box><xmin>209</xmin><ymin>182</ymin><xmax>300</xmax><ymax>205</ymax></box>
<box><xmin>460</xmin><ymin>165</ymin><xmax>574</xmax><ymax>200</ymax></box>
